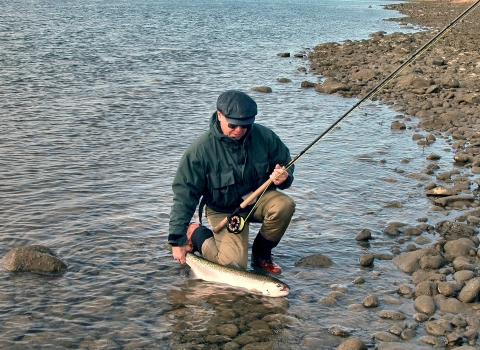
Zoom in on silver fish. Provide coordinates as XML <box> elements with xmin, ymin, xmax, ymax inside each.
<box><xmin>185</xmin><ymin>252</ymin><xmax>290</xmax><ymax>297</ymax></box>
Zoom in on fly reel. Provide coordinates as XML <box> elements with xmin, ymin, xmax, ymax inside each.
<box><xmin>226</xmin><ymin>211</ymin><xmax>246</xmax><ymax>234</ymax></box>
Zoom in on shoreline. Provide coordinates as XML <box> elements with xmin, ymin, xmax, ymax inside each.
<box><xmin>303</xmin><ymin>1</ymin><xmax>480</xmax><ymax>348</ymax></box>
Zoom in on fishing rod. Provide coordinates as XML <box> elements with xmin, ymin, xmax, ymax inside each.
<box><xmin>213</xmin><ymin>0</ymin><xmax>480</xmax><ymax>235</ymax></box>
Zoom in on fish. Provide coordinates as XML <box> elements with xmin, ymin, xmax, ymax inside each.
<box><xmin>185</xmin><ymin>252</ymin><xmax>290</xmax><ymax>297</ymax></box>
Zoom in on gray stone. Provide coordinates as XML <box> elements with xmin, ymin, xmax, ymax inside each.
<box><xmin>335</xmin><ymin>338</ymin><xmax>367</xmax><ymax>350</ymax></box>
<box><xmin>458</xmin><ymin>278</ymin><xmax>480</xmax><ymax>303</ymax></box>
<box><xmin>355</xmin><ymin>229</ymin><xmax>371</xmax><ymax>241</ymax></box>
<box><xmin>2</xmin><ymin>245</ymin><xmax>67</xmax><ymax>273</ymax></box>
<box><xmin>359</xmin><ymin>254</ymin><xmax>374</xmax><ymax>266</ymax></box>
<box><xmin>362</xmin><ymin>295</ymin><xmax>379</xmax><ymax>308</ymax></box>
<box><xmin>414</xmin><ymin>295</ymin><xmax>436</xmax><ymax>315</ymax></box>
<box><xmin>294</xmin><ymin>254</ymin><xmax>333</xmax><ymax>267</ymax></box>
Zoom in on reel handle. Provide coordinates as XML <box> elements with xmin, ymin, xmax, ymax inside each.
<box><xmin>212</xmin><ymin>178</ymin><xmax>273</xmax><ymax>233</ymax></box>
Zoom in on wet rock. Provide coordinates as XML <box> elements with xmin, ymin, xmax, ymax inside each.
<box><xmin>414</xmin><ymin>295</ymin><xmax>436</xmax><ymax>315</ymax></box>
<box><xmin>355</xmin><ymin>229</ymin><xmax>371</xmax><ymax>241</ymax></box>
<box><xmin>425</xmin><ymin>319</ymin><xmax>452</xmax><ymax>336</ymax></box>
<box><xmin>420</xmin><ymin>335</ymin><xmax>445</xmax><ymax>347</ymax></box>
<box><xmin>251</xmin><ymin>86</ymin><xmax>272</xmax><ymax>93</ymax></box>
<box><xmin>377</xmin><ymin>310</ymin><xmax>405</xmax><ymax>320</ymax></box>
<box><xmin>362</xmin><ymin>295</ymin><xmax>379</xmax><ymax>308</ymax></box>
<box><xmin>412</xmin><ymin>270</ymin><xmax>446</xmax><ymax>285</ymax></box>
<box><xmin>294</xmin><ymin>254</ymin><xmax>333</xmax><ymax>267</ymax></box>
<box><xmin>401</xmin><ymin>328</ymin><xmax>416</xmax><ymax>340</ymax></box>
<box><xmin>352</xmin><ymin>277</ymin><xmax>365</xmax><ymax>284</ymax></box>
<box><xmin>437</xmin><ymin>281</ymin><xmax>464</xmax><ymax>298</ymax></box>
<box><xmin>383</xmin><ymin>224</ymin><xmax>400</xmax><ymax>236</ymax></box>
<box><xmin>443</xmin><ymin>238</ymin><xmax>477</xmax><ymax>260</ymax></box>
<box><xmin>391</xmin><ymin>248</ymin><xmax>445</xmax><ymax>274</ymax></box>
<box><xmin>328</xmin><ymin>325</ymin><xmax>351</xmax><ymax>337</ymax></box>
<box><xmin>435</xmin><ymin>220</ymin><xmax>478</xmax><ymax>241</ymax></box>
<box><xmin>300</xmin><ymin>81</ymin><xmax>316</xmax><ymax>88</ymax></box>
<box><xmin>217</xmin><ymin>324</ymin><xmax>239</xmax><ymax>338</ymax></box>
<box><xmin>436</xmin><ymin>297</ymin><xmax>466</xmax><ymax>314</ymax></box>
<box><xmin>397</xmin><ymin>284</ymin><xmax>413</xmax><ymax>298</ymax></box>
<box><xmin>335</xmin><ymin>338</ymin><xmax>367</xmax><ymax>350</ymax></box>
<box><xmin>453</xmin><ymin>270</ymin><xmax>475</xmax><ymax>283</ymax></box>
<box><xmin>372</xmin><ymin>331</ymin><xmax>399</xmax><ymax>342</ymax></box>
<box><xmin>2</xmin><ymin>245</ymin><xmax>67</xmax><ymax>273</ymax></box>
<box><xmin>277</xmin><ymin>77</ymin><xmax>291</xmax><ymax>83</ymax></box>
<box><xmin>413</xmin><ymin>313</ymin><xmax>430</xmax><ymax>322</ymax></box>
<box><xmin>458</xmin><ymin>278</ymin><xmax>480</xmax><ymax>303</ymax></box>
<box><xmin>358</xmin><ymin>254</ymin><xmax>374</xmax><ymax>267</ymax></box>
<box><xmin>391</xmin><ymin>121</ymin><xmax>406</xmax><ymax>130</ymax></box>
<box><xmin>276</xmin><ymin>52</ymin><xmax>290</xmax><ymax>57</ymax></box>
<box><xmin>452</xmin><ymin>257</ymin><xmax>476</xmax><ymax>272</ymax></box>
<box><xmin>414</xmin><ymin>281</ymin><xmax>438</xmax><ymax>297</ymax></box>
<box><xmin>403</xmin><ymin>226</ymin><xmax>422</xmax><ymax>236</ymax></box>
<box><xmin>388</xmin><ymin>322</ymin><xmax>405</xmax><ymax>336</ymax></box>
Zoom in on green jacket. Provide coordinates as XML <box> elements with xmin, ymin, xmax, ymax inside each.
<box><xmin>168</xmin><ymin>112</ymin><xmax>294</xmax><ymax>247</ymax></box>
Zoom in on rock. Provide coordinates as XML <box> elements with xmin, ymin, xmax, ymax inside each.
<box><xmin>362</xmin><ymin>295</ymin><xmax>379</xmax><ymax>308</ymax></box>
<box><xmin>391</xmin><ymin>121</ymin><xmax>406</xmax><ymax>130</ymax></box>
<box><xmin>397</xmin><ymin>284</ymin><xmax>413</xmax><ymax>297</ymax></box>
<box><xmin>435</xmin><ymin>220</ymin><xmax>478</xmax><ymax>241</ymax></box>
<box><xmin>352</xmin><ymin>277</ymin><xmax>365</xmax><ymax>284</ymax></box>
<box><xmin>414</xmin><ymin>281</ymin><xmax>438</xmax><ymax>297</ymax></box>
<box><xmin>453</xmin><ymin>270</ymin><xmax>475</xmax><ymax>283</ymax></box>
<box><xmin>276</xmin><ymin>52</ymin><xmax>290</xmax><ymax>57</ymax></box>
<box><xmin>377</xmin><ymin>310</ymin><xmax>405</xmax><ymax>320</ymax></box>
<box><xmin>294</xmin><ymin>254</ymin><xmax>333</xmax><ymax>267</ymax></box>
<box><xmin>372</xmin><ymin>331</ymin><xmax>399</xmax><ymax>342</ymax></box>
<box><xmin>458</xmin><ymin>278</ymin><xmax>480</xmax><ymax>303</ymax></box>
<box><xmin>328</xmin><ymin>325</ymin><xmax>351</xmax><ymax>337</ymax></box>
<box><xmin>425</xmin><ymin>319</ymin><xmax>452</xmax><ymax>336</ymax></box>
<box><xmin>437</xmin><ymin>281</ymin><xmax>464</xmax><ymax>297</ymax></box>
<box><xmin>436</xmin><ymin>297</ymin><xmax>466</xmax><ymax>314</ymax></box>
<box><xmin>217</xmin><ymin>324</ymin><xmax>239</xmax><ymax>338</ymax></box>
<box><xmin>300</xmin><ymin>80</ymin><xmax>316</xmax><ymax>88</ymax></box>
<box><xmin>355</xmin><ymin>229</ymin><xmax>371</xmax><ymax>241</ymax></box>
<box><xmin>443</xmin><ymin>238</ymin><xmax>477</xmax><ymax>260</ymax></box>
<box><xmin>413</xmin><ymin>313</ymin><xmax>430</xmax><ymax>322</ymax></box>
<box><xmin>414</xmin><ymin>295</ymin><xmax>436</xmax><ymax>315</ymax></box>
<box><xmin>383</xmin><ymin>224</ymin><xmax>400</xmax><ymax>236</ymax></box>
<box><xmin>2</xmin><ymin>245</ymin><xmax>67</xmax><ymax>273</ymax></box>
<box><xmin>277</xmin><ymin>77</ymin><xmax>291</xmax><ymax>83</ymax></box>
<box><xmin>452</xmin><ymin>257</ymin><xmax>476</xmax><ymax>272</ymax></box>
<box><xmin>336</xmin><ymin>338</ymin><xmax>367</xmax><ymax>350</ymax></box>
<box><xmin>358</xmin><ymin>254</ymin><xmax>374</xmax><ymax>266</ymax></box>
<box><xmin>251</xmin><ymin>86</ymin><xmax>272</xmax><ymax>93</ymax></box>
<box><xmin>391</xmin><ymin>248</ymin><xmax>445</xmax><ymax>274</ymax></box>
<box><xmin>420</xmin><ymin>335</ymin><xmax>445</xmax><ymax>347</ymax></box>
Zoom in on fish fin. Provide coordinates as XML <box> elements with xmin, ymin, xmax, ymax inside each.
<box><xmin>188</xmin><ymin>268</ymin><xmax>201</xmax><ymax>280</ymax></box>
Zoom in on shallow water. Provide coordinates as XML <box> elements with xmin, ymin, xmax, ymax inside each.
<box><xmin>0</xmin><ymin>0</ymin><xmax>471</xmax><ymax>348</ymax></box>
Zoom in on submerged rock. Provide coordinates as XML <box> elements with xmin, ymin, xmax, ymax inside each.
<box><xmin>2</xmin><ymin>245</ymin><xmax>67</xmax><ymax>274</ymax></box>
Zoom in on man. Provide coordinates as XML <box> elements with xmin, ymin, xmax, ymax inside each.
<box><xmin>168</xmin><ymin>90</ymin><xmax>295</xmax><ymax>274</ymax></box>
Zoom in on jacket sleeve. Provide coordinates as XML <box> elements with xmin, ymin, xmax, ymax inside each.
<box><xmin>168</xmin><ymin>149</ymin><xmax>206</xmax><ymax>246</ymax></box>
<box><xmin>270</xmin><ymin>132</ymin><xmax>294</xmax><ymax>190</ymax></box>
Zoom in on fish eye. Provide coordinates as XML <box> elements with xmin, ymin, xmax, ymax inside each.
<box><xmin>276</xmin><ymin>284</ymin><xmax>282</xmax><ymax>288</ymax></box>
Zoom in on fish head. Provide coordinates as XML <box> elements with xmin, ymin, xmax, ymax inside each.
<box><xmin>261</xmin><ymin>281</ymin><xmax>290</xmax><ymax>297</ymax></box>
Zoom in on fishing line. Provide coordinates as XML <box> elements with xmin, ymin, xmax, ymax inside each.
<box><xmin>217</xmin><ymin>0</ymin><xmax>480</xmax><ymax>234</ymax></box>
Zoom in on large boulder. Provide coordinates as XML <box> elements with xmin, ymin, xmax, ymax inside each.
<box><xmin>2</xmin><ymin>245</ymin><xmax>67</xmax><ymax>273</ymax></box>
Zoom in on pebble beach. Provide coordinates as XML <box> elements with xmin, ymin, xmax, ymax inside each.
<box><xmin>302</xmin><ymin>1</ymin><xmax>480</xmax><ymax>348</ymax></box>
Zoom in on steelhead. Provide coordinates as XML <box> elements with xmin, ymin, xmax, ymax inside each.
<box><xmin>185</xmin><ymin>252</ymin><xmax>290</xmax><ymax>297</ymax></box>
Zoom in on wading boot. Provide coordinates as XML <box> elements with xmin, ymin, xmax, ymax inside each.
<box><xmin>251</xmin><ymin>254</ymin><xmax>282</xmax><ymax>274</ymax></box>
<box><xmin>251</xmin><ymin>233</ymin><xmax>282</xmax><ymax>274</ymax></box>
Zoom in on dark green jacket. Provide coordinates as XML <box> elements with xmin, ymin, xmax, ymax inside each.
<box><xmin>168</xmin><ymin>112</ymin><xmax>294</xmax><ymax>247</ymax></box>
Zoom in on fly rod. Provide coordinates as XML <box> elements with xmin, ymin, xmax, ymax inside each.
<box><xmin>214</xmin><ymin>0</ymin><xmax>480</xmax><ymax>234</ymax></box>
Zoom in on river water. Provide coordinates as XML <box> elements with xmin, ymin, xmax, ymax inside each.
<box><xmin>0</xmin><ymin>0</ymin><xmax>460</xmax><ymax>349</ymax></box>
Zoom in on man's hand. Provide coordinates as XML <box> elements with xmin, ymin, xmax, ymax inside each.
<box><xmin>270</xmin><ymin>164</ymin><xmax>288</xmax><ymax>186</ymax></box>
<box><xmin>172</xmin><ymin>245</ymin><xmax>192</xmax><ymax>264</ymax></box>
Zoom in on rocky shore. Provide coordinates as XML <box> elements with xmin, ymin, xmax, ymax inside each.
<box><xmin>298</xmin><ymin>1</ymin><xmax>480</xmax><ymax>349</ymax></box>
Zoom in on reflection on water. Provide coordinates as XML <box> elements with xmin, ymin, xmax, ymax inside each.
<box><xmin>0</xmin><ymin>0</ymin><xmax>456</xmax><ymax>348</ymax></box>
